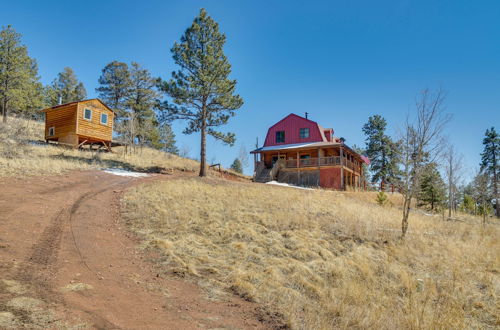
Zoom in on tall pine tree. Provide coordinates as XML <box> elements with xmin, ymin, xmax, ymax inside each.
<box><xmin>362</xmin><ymin>115</ymin><xmax>400</xmax><ymax>187</ymax></box>
<box><xmin>0</xmin><ymin>25</ymin><xmax>41</xmax><ymax>123</ymax></box>
<box><xmin>480</xmin><ymin>127</ymin><xmax>499</xmax><ymax>217</ymax></box>
<box><xmin>160</xmin><ymin>8</ymin><xmax>244</xmax><ymax>177</ymax></box>
<box><xmin>127</xmin><ymin>62</ymin><xmax>160</xmax><ymax>145</ymax></box>
<box><xmin>46</xmin><ymin>67</ymin><xmax>86</xmax><ymax>106</ymax></box>
<box><xmin>96</xmin><ymin>61</ymin><xmax>131</xmax><ymax>119</ymax></box>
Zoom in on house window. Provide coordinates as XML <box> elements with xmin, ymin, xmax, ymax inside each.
<box><xmin>300</xmin><ymin>154</ymin><xmax>311</xmax><ymax>159</ymax></box>
<box><xmin>300</xmin><ymin>128</ymin><xmax>310</xmax><ymax>139</ymax></box>
<box><xmin>84</xmin><ymin>108</ymin><xmax>92</xmax><ymax>121</ymax></box>
<box><xmin>48</xmin><ymin>127</ymin><xmax>55</xmax><ymax>136</ymax></box>
<box><xmin>276</xmin><ymin>131</ymin><xmax>285</xmax><ymax>143</ymax></box>
<box><xmin>100</xmin><ymin>113</ymin><xmax>108</xmax><ymax>125</ymax></box>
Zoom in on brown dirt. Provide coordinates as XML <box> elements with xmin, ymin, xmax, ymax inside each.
<box><xmin>0</xmin><ymin>170</ymin><xmax>270</xmax><ymax>329</ymax></box>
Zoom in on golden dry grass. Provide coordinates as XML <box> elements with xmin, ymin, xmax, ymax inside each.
<box><xmin>0</xmin><ymin>117</ymin><xmax>199</xmax><ymax>177</ymax></box>
<box><xmin>123</xmin><ymin>178</ymin><xmax>499</xmax><ymax>329</ymax></box>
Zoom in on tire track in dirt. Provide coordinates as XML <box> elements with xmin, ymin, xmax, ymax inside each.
<box><xmin>0</xmin><ymin>170</ymin><xmax>269</xmax><ymax>329</ymax></box>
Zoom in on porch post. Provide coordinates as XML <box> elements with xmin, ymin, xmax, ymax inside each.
<box><xmin>317</xmin><ymin>148</ymin><xmax>320</xmax><ymax>167</ymax></box>
<box><xmin>340</xmin><ymin>146</ymin><xmax>344</xmax><ymax>190</ymax></box>
<box><xmin>296</xmin><ymin>151</ymin><xmax>299</xmax><ymax>168</ymax></box>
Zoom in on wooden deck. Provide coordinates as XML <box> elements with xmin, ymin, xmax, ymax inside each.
<box><xmin>283</xmin><ymin>156</ymin><xmax>359</xmax><ymax>173</ymax></box>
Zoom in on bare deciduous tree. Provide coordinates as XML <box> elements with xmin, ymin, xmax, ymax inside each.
<box><xmin>238</xmin><ymin>144</ymin><xmax>249</xmax><ymax>170</ymax></box>
<box><xmin>444</xmin><ymin>144</ymin><xmax>464</xmax><ymax>218</ymax></box>
<box><xmin>400</xmin><ymin>88</ymin><xmax>451</xmax><ymax>238</ymax></box>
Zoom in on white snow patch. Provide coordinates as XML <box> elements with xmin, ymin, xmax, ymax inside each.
<box><xmin>102</xmin><ymin>168</ymin><xmax>149</xmax><ymax>177</ymax></box>
<box><xmin>265</xmin><ymin>180</ymin><xmax>314</xmax><ymax>190</ymax></box>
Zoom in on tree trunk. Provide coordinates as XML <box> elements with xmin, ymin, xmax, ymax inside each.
<box><xmin>2</xmin><ymin>99</ymin><xmax>7</xmax><ymax>123</ymax></box>
<box><xmin>401</xmin><ymin>197</ymin><xmax>411</xmax><ymax>238</ymax></box>
<box><xmin>494</xmin><ymin>161</ymin><xmax>499</xmax><ymax>218</ymax></box>
<box><xmin>199</xmin><ymin>122</ymin><xmax>207</xmax><ymax>177</ymax></box>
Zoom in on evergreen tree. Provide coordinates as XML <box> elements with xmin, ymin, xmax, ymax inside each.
<box><xmin>472</xmin><ymin>171</ymin><xmax>493</xmax><ymax>222</ymax></box>
<box><xmin>230</xmin><ymin>158</ymin><xmax>243</xmax><ymax>173</ymax></box>
<box><xmin>126</xmin><ymin>62</ymin><xmax>160</xmax><ymax>146</ymax></box>
<box><xmin>160</xmin><ymin>8</ymin><xmax>244</xmax><ymax>177</ymax></box>
<box><xmin>461</xmin><ymin>194</ymin><xmax>476</xmax><ymax>214</ymax></box>
<box><xmin>352</xmin><ymin>144</ymin><xmax>371</xmax><ymax>185</ymax></box>
<box><xmin>46</xmin><ymin>67</ymin><xmax>86</xmax><ymax>106</ymax></box>
<box><xmin>157</xmin><ymin>123</ymin><xmax>179</xmax><ymax>154</ymax></box>
<box><xmin>96</xmin><ymin>61</ymin><xmax>131</xmax><ymax>119</ymax></box>
<box><xmin>417</xmin><ymin>163</ymin><xmax>446</xmax><ymax>211</ymax></box>
<box><xmin>0</xmin><ymin>25</ymin><xmax>41</xmax><ymax>123</ymax></box>
<box><xmin>480</xmin><ymin>127</ymin><xmax>499</xmax><ymax>217</ymax></box>
<box><xmin>362</xmin><ymin>115</ymin><xmax>400</xmax><ymax>187</ymax></box>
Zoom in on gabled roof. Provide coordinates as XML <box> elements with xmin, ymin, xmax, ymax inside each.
<box><xmin>265</xmin><ymin>113</ymin><xmax>330</xmax><ymax>144</ymax></box>
<box><xmin>41</xmin><ymin>98</ymin><xmax>116</xmax><ymax>114</ymax></box>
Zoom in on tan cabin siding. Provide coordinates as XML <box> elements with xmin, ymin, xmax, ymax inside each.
<box><xmin>76</xmin><ymin>100</ymin><xmax>114</xmax><ymax>142</ymax></box>
<box><xmin>44</xmin><ymin>103</ymin><xmax>77</xmax><ymax>140</ymax></box>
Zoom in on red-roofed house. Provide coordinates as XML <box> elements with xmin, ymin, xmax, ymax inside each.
<box><xmin>251</xmin><ymin>113</ymin><xmax>369</xmax><ymax>190</ymax></box>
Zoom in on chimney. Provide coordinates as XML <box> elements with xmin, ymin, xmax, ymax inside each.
<box><xmin>58</xmin><ymin>94</ymin><xmax>62</xmax><ymax>105</ymax></box>
<box><xmin>305</xmin><ymin>112</ymin><xmax>309</xmax><ymax>119</ymax></box>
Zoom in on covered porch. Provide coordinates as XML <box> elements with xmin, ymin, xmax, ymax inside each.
<box><xmin>251</xmin><ymin>142</ymin><xmax>367</xmax><ymax>190</ymax></box>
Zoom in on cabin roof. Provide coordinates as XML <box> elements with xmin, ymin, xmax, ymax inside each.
<box><xmin>40</xmin><ymin>98</ymin><xmax>116</xmax><ymax>114</ymax></box>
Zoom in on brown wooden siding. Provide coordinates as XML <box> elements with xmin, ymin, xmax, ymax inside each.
<box><xmin>44</xmin><ymin>103</ymin><xmax>77</xmax><ymax>140</ymax></box>
<box><xmin>76</xmin><ymin>100</ymin><xmax>113</xmax><ymax>142</ymax></box>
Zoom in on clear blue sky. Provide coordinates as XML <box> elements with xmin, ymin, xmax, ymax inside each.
<box><xmin>2</xmin><ymin>0</ymin><xmax>499</xmax><ymax>178</ymax></box>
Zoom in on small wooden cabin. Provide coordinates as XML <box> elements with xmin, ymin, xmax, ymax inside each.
<box><xmin>42</xmin><ymin>99</ymin><xmax>114</xmax><ymax>150</ymax></box>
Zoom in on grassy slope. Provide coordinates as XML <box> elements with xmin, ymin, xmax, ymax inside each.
<box><xmin>123</xmin><ymin>177</ymin><xmax>499</xmax><ymax>329</ymax></box>
<box><xmin>0</xmin><ymin>117</ymin><xmax>200</xmax><ymax>177</ymax></box>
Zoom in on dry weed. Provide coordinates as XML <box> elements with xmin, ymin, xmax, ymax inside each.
<box><xmin>0</xmin><ymin>117</ymin><xmax>199</xmax><ymax>177</ymax></box>
<box><xmin>123</xmin><ymin>178</ymin><xmax>499</xmax><ymax>329</ymax></box>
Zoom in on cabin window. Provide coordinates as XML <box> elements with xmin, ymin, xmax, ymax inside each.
<box><xmin>300</xmin><ymin>154</ymin><xmax>311</xmax><ymax>159</ymax></box>
<box><xmin>48</xmin><ymin>127</ymin><xmax>55</xmax><ymax>136</ymax></box>
<box><xmin>100</xmin><ymin>113</ymin><xmax>108</xmax><ymax>125</ymax></box>
<box><xmin>276</xmin><ymin>131</ymin><xmax>285</xmax><ymax>143</ymax></box>
<box><xmin>84</xmin><ymin>108</ymin><xmax>92</xmax><ymax>121</ymax></box>
<box><xmin>299</xmin><ymin>128</ymin><xmax>310</xmax><ymax>139</ymax></box>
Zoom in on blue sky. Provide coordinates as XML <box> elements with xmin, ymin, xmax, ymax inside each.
<box><xmin>2</xmin><ymin>0</ymin><xmax>499</xmax><ymax>178</ymax></box>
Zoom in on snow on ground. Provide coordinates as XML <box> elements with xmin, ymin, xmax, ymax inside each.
<box><xmin>102</xmin><ymin>168</ymin><xmax>150</xmax><ymax>178</ymax></box>
<box><xmin>265</xmin><ymin>180</ymin><xmax>314</xmax><ymax>190</ymax></box>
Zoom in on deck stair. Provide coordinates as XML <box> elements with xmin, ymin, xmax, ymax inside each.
<box><xmin>254</xmin><ymin>168</ymin><xmax>272</xmax><ymax>183</ymax></box>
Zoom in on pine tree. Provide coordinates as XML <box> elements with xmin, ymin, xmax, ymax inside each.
<box><xmin>0</xmin><ymin>25</ymin><xmax>41</xmax><ymax>123</ymax></box>
<box><xmin>362</xmin><ymin>115</ymin><xmax>400</xmax><ymax>187</ymax></box>
<box><xmin>417</xmin><ymin>163</ymin><xmax>446</xmax><ymax>211</ymax></box>
<box><xmin>480</xmin><ymin>127</ymin><xmax>499</xmax><ymax>217</ymax></box>
<box><xmin>157</xmin><ymin>123</ymin><xmax>179</xmax><ymax>154</ymax></box>
<box><xmin>472</xmin><ymin>171</ymin><xmax>493</xmax><ymax>223</ymax></box>
<box><xmin>160</xmin><ymin>8</ymin><xmax>244</xmax><ymax>177</ymax></box>
<box><xmin>126</xmin><ymin>62</ymin><xmax>160</xmax><ymax>146</ymax></box>
<box><xmin>46</xmin><ymin>67</ymin><xmax>86</xmax><ymax>106</ymax></box>
<box><xmin>230</xmin><ymin>158</ymin><xmax>243</xmax><ymax>173</ymax></box>
<box><xmin>96</xmin><ymin>61</ymin><xmax>131</xmax><ymax>119</ymax></box>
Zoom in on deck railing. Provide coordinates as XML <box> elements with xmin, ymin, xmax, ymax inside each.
<box><xmin>283</xmin><ymin>156</ymin><xmax>358</xmax><ymax>172</ymax></box>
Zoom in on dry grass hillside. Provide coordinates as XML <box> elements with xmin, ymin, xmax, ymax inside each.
<box><xmin>123</xmin><ymin>178</ymin><xmax>499</xmax><ymax>329</ymax></box>
<box><xmin>0</xmin><ymin>117</ymin><xmax>199</xmax><ymax>177</ymax></box>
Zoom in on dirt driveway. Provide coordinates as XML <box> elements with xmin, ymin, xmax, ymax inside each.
<box><xmin>0</xmin><ymin>170</ymin><xmax>267</xmax><ymax>329</ymax></box>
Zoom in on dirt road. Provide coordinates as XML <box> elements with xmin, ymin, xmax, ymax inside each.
<box><xmin>0</xmin><ymin>170</ymin><xmax>266</xmax><ymax>329</ymax></box>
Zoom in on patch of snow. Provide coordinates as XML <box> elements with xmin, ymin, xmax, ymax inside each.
<box><xmin>265</xmin><ymin>180</ymin><xmax>314</xmax><ymax>190</ymax></box>
<box><xmin>102</xmin><ymin>168</ymin><xmax>149</xmax><ymax>177</ymax></box>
